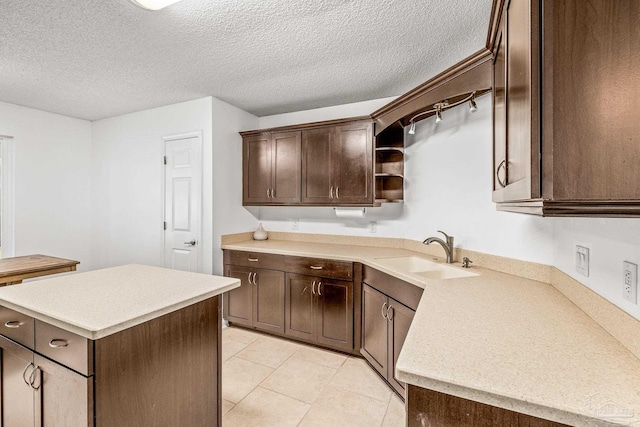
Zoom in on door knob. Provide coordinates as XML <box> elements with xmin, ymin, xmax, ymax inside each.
<box><xmin>184</xmin><ymin>240</ymin><xmax>197</xmax><ymax>246</ymax></box>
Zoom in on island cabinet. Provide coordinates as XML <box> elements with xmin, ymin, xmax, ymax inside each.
<box><xmin>361</xmin><ymin>266</ymin><xmax>423</xmax><ymax>398</ymax></box>
<box><xmin>0</xmin><ymin>297</ymin><xmax>221</xmax><ymax>426</ymax></box>
<box><xmin>243</xmin><ymin>131</ymin><xmax>301</xmax><ymax>205</ymax></box>
<box><xmin>241</xmin><ymin>117</ymin><xmax>374</xmax><ymax>207</ymax></box>
<box><xmin>491</xmin><ymin>0</ymin><xmax>640</xmax><ymax>216</ymax></box>
<box><xmin>223</xmin><ymin>250</ymin><xmax>361</xmax><ymax>355</ymax></box>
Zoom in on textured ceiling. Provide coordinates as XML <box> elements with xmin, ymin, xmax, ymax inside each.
<box><xmin>0</xmin><ymin>0</ymin><xmax>492</xmax><ymax>121</ymax></box>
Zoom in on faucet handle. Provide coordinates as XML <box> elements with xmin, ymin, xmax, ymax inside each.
<box><xmin>462</xmin><ymin>257</ymin><xmax>473</xmax><ymax>268</ymax></box>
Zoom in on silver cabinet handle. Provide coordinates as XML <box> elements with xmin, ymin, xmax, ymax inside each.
<box><xmin>386</xmin><ymin>305</ymin><xmax>394</xmax><ymax>322</ymax></box>
<box><xmin>267</xmin><ymin>188</ymin><xmax>271</xmax><ymax>198</ymax></box>
<box><xmin>496</xmin><ymin>159</ymin><xmax>507</xmax><ymax>188</ymax></box>
<box><xmin>184</xmin><ymin>240</ymin><xmax>197</xmax><ymax>246</ymax></box>
<box><xmin>29</xmin><ymin>366</ymin><xmax>41</xmax><ymax>390</ymax></box>
<box><xmin>252</xmin><ymin>272</ymin><xmax>257</xmax><ymax>285</ymax></box>
<box><xmin>310</xmin><ymin>266</ymin><xmax>323</xmax><ymax>270</ymax></box>
<box><xmin>311</xmin><ymin>280</ymin><xmax>316</xmax><ymax>295</ymax></box>
<box><xmin>248</xmin><ymin>258</ymin><xmax>259</xmax><ymax>262</ymax></box>
<box><xmin>336</xmin><ymin>186</ymin><xmax>339</xmax><ymax>199</ymax></box>
<box><xmin>317</xmin><ymin>282</ymin><xmax>322</xmax><ymax>296</ymax></box>
<box><xmin>49</xmin><ymin>339</ymin><xmax>69</xmax><ymax>348</ymax></box>
<box><xmin>22</xmin><ymin>362</ymin><xmax>35</xmax><ymax>386</ymax></box>
<box><xmin>5</xmin><ymin>320</ymin><xmax>24</xmax><ymax>328</ymax></box>
<box><xmin>247</xmin><ymin>272</ymin><xmax>252</xmax><ymax>284</ymax></box>
<box><xmin>381</xmin><ymin>302</ymin><xmax>388</xmax><ymax>320</ymax></box>
<box><xmin>330</xmin><ymin>186</ymin><xmax>334</xmax><ymax>199</ymax></box>
<box><xmin>271</xmin><ymin>188</ymin><xmax>275</xmax><ymax>198</ymax></box>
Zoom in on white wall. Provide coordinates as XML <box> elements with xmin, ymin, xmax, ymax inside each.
<box><xmin>247</xmin><ymin>95</ymin><xmax>640</xmax><ymax>321</ymax></box>
<box><xmin>0</xmin><ymin>101</ymin><xmax>93</xmax><ymax>270</ymax></box>
<box><xmin>91</xmin><ymin>97</ymin><xmax>214</xmax><ymax>273</ymax></box>
<box><xmin>211</xmin><ymin>98</ymin><xmax>259</xmax><ymax>275</ymax></box>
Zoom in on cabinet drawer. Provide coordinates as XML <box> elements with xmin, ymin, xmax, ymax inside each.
<box><xmin>0</xmin><ymin>306</ymin><xmax>34</xmax><ymax>348</ymax></box>
<box><xmin>225</xmin><ymin>250</ymin><xmax>285</xmax><ymax>270</ymax></box>
<box><xmin>285</xmin><ymin>257</ymin><xmax>353</xmax><ymax>280</ymax></box>
<box><xmin>35</xmin><ymin>320</ymin><xmax>94</xmax><ymax>376</ymax></box>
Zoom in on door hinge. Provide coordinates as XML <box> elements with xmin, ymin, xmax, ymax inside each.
<box><xmin>163</xmin><ymin>221</ymin><xmax>167</xmax><ymax>230</ymax></box>
<box><xmin>163</xmin><ymin>156</ymin><xmax>167</xmax><ymax>165</ymax></box>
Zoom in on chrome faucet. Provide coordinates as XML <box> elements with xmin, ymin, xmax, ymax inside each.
<box><xmin>423</xmin><ymin>231</ymin><xmax>454</xmax><ymax>263</ymax></box>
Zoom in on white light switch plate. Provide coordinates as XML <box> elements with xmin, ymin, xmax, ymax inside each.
<box><xmin>576</xmin><ymin>246</ymin><xmax>589</xmax><ymax>277</ymax></box>
<box><xmin>623</xmin><ymin>261</ymin><xmax>638</xmax><ymax>304</ymax></box>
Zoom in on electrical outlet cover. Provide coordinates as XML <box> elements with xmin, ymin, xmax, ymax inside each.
<box><xmin>576</xmin><ymin>246</ymin><xmax>589</xmax><ymax>277</ymax></box>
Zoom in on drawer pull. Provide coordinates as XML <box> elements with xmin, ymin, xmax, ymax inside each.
<box><xmin>309</xmin><ymin>266</ymin><xmax>323</xmax><ymax>270</ymax></box>
<box><xmin>49</xmin><ymin>339</ymin><xmax>69</xmax><ymax>348</ymax></box>
<box><xmin>5</xmin><ymin>320</ymin><xmax>24</xmax><ymax>328</ymax></box>
<box><xmin>248</xmin><ymin>258</ymin><xmax>259</xmax><ymax>262</ymax></box>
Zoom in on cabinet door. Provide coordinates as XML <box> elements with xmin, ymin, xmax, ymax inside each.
<box><xmin>253</xmin><ymin>269</ymin><xmax>285</xmax><ymax>334</ymax></box>
<box><xmin>0</xmin><ymin>336</ymin><xmax>38</xmax><ymax>427</ymax></box>
<box><xmin>223</xmin><ymin>265</ymin><xmax>253</xmax><ymax>328</ymax></box>
<box><xmin>492</xmin><ymin>16</ymin><xmax>507</xmax><ymax>199</ymax></box>
<box><xmin>360</xmin><ymin>284</ymin><xmax>388</xmax><ymax>379</ymax></box>
<box><xmin>493</xmin><ymin>0</ymin><xmax>540</xmax><ymax>202</ymax></box>
<box><xmin>301</xmin><ymin>127</ymin><xmax>334</xmax><ymax>204</ymax></box>
<box><xmin>332</xmin><ymin>122</ymin><xmax>373</xmax><ymax>204</ymax></box>
<box><xmin>36</xmin><ymin>354</ymin><xmax>93</xmax><ymax>427</ymax></box>
<box><xmin>285</xmin><ymin>274</ymin><xmax>315</xmax><ymax>342</ymax></box>
<box><xmin>386</xmin><ymin>299</ymin><xmax>415</xmax><ymax>396</ymax></box>
<box><xmin>315</xmin><ymin>278</ymin><xmax>354</xmax><ymax>352</ymax></box>
<box><xmin>243</xmin><ymin>134</ymin><xmax>273</xmax><ymax>204</ymax></box>
<box><xmin>271</xmin><ymin>132</ymin><xmax>301</xmax><ymax>203</ymax></box>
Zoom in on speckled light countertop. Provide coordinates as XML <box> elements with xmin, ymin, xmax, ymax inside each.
<box><xmin>0</xmin><ymin>264</ymin><xmax>240</xmax><ymax>340</ymax></box>
<box><xmin>223</xmin><ymin>239</ymin><xmax>640</xmax><ymax>426</ymax></box>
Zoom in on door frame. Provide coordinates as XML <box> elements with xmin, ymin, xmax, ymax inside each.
<box><xmin>0</xmin><ymin>136</ymin><xmax>15</xmax><ymax>258</ymax></box>
<box><xmin>161</xmin><ymin>131</ymin><xmax>203</xmax><ymax>272</ymax></box>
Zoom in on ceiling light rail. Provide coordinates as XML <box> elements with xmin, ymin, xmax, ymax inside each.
<box><xmin>407</xmin><ymin>90</ymin><xmax>487</xmax><ymax>135</ymax></box>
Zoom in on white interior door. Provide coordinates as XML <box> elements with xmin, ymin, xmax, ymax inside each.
<box><xmin>163</xmin><ymin>133</ymin><xmax>202</xmax><ymax>272</ymax></box>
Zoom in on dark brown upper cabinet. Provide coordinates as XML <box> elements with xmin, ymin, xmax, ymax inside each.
<box><xmin>243</xmin><ymin>131</ymin><xmax>301</xmax><ymax>205</ymax></box>
<box><xmin>490</xmin><ymin>0</ymin><xmax>640</xmax><ymax>216</ymax></box>
<box><xmin>241</xmin><ymin>117</ymin><xmax>374</xmax><ymax>207</ymax></box>
<box><xmin>302</xmin><ymin>120</ymin><xmax>373</xmax><ymax>205</ymax></box>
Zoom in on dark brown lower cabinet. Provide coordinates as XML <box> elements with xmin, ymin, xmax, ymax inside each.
<box><xmin>361</xmin><ymin>283</ymin><xmax>415</xmax><ymax>397</ymax></box>
<box><xmin>285</xmin><ymin>273</ymin><xmax>353</xmax><ymax>353</ymax></box>
<box><xmin>407</xmin><ymin>386</ymin><xmax>569</xmax><ymax>427</ymax></box>
<box><xmin>0</xmin><ymin>335</ymin><xmax>40</xmax><ymax>426</ymax></box>
<box><xmin>224</xmin><ymin>265</ymin><xmax>285</xmax><ymax>334</ymax></box>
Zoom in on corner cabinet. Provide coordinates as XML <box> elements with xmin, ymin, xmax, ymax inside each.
<box><xmin>491</xmin><ymin>0</ymin><xmax>640</xmax><ymax>216</ymax></box>
<box><xmin>241</xmin><ymin>117</ymin><xmax>374</xmax><ymax>207</ymax></box>
<box><xmin>361</xmin><ymin>266</ymin><xmax>423</xmax><ymax>398</ymax></box>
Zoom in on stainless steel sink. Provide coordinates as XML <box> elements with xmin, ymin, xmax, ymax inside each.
<box><xmin>375</xmin><ymin>256</ymin><xmax>478</xmax><ymax>280</ymax></box>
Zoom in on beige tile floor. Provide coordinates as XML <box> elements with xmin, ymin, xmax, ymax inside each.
<box><xmin>222</xmin><ymin>326</ymin><xmax>406</xmax><ymax>427</ymax></box>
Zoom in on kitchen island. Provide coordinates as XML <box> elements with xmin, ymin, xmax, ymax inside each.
<box><xmin>0</xmin><ymin>264</ymin><xmax>240</xmax><ymax>426</ymax></box>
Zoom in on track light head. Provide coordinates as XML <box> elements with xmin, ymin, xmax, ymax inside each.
<box><xmin>408</xmin><ymin>121</ymin><xmax>416</xmax><ymax>135</ymax></box>
<box><xmin>469</xmin><ymin>96</ymin><xmax>478</xmax><ymax>113</ymax></box>
<box><xmin>435</xmin><ymin>108</ymin><xmax>443</xmax><ymax>123</ymax></box>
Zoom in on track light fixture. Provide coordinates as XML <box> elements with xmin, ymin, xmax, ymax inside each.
<box><xmin>435</xmin><ymin>108</ymin><xmax>443</xmax><ymax>123</ymax></box>
<box><xmin>406</xmin><ymin>91</ymin><xmax>481</xmax><ymax>135</ymax></box>
<box><xmin>469</xmin><ymin>93</ymin><xmax>478</xmax><ymax>113</ymax></box>
<box><xmin>408</xmin><ymin>121</ymin><xmax>416</xmax><ymax>135</ymax></box>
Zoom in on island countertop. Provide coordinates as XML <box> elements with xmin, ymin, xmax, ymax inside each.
<box><xmin>0</xmin><ymin>264</ymin><xmax>240</xmax><ymax>340</ymax></box>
